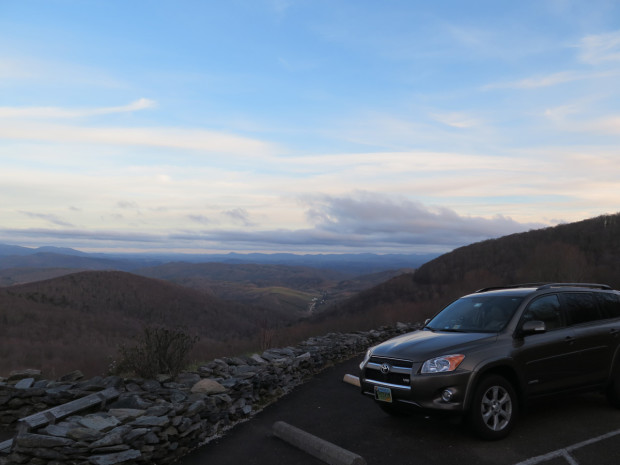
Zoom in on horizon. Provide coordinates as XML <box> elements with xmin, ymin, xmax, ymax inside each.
<box><xmin>2</xmin><ymin>1</ymin><xmax>620</xmax><ymax>254</ymax></box>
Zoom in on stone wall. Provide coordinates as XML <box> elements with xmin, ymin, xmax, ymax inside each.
<box><xmin>0</xmin><ymin>323</ymin><xmax>417</xmax><ymax>465</ymax></box>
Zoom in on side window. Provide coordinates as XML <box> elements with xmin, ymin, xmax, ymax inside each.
<box><xmin>563</xmin><ymin>292</ymin><xmax>601</xmax><ymax>325</ymax></box>
<box><xmin>595</xmin><ymin>293</ymin><xmax>620</xmax><ymax>319</ymax></box>
<box><xmin>522</xmin><ymin>295</ymin><xmax>563</xmax><ymax>330</ymax></box>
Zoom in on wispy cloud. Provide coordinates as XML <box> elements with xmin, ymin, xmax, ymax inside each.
<box><xmin>578</xmin><ymin>30</ymin><xmax>620</xmax><ymax>64</ymax></box>
<box><xmin>430</xmin><ymin>112</ymin><xmax>481</xmax><ymax>128</ymax></box>
<box><xmin>222</xmin><ymin>208</ymin><xmax>256</xmax><ymax>227</ymax></box>
<box><xmin>18</xmin><ymin>211</ymin><xmax>74</xmax><ymax>227</ymax></box>
<box><xmin>0</xmin><ymin>123</ymin><xmax>278</xmax><ymax>156</ymax></box>
<box><xmin>0</xmin><ymin>98</ymin><xmax>156</xmax><ymax>119</ymax></box>
<box><xmin>484</xmin><ymin>70</ymin><xmax>619</xmax><ymax>90</ymax></box>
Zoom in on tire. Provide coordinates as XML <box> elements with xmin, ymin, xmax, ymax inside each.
<box><xmin>468</xmin><ymin>375</ymin><xmax>518</xmax><ymax>440</ymax></box>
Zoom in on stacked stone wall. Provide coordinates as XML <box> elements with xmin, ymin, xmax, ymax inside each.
<box><xmin>0</xmin><ymin>323</ymin><xmax>416</xmax><ymax>465</ymax></box>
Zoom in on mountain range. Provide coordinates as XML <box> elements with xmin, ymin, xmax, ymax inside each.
<box><xmin>1</xmin><ymin>212</ymin><xmax>619</xmax><ymax>378</ymax></box>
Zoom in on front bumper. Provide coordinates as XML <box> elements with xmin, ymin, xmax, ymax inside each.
<box><xmin>360</xmin><ymin>359</ymin><xmax>472</xmax><ymax>412</ymax></box>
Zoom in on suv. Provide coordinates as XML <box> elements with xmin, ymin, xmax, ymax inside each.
<box><xmin>359</xmin><ymin>283</ymin><xmax>620</xmax><ymax>439</ymax></box>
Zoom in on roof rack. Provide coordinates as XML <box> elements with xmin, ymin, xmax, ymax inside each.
<box><xmin>537</xmin><ymin>283</ymin><xmax>612</xmax><ymax>291</ymax></box>
<box><xmin>475</xmin><ymin>283</ymin><xmax>548</xmax><ymax>293</ymax></box>
<box><xmin>475</xmin><ymin>282</ymin><xmax>613</xmax><ymax>293</ymax></box>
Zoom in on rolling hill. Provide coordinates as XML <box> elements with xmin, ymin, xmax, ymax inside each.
<box><xmin>0</xmin><ymin>271</ymin><xmax>278</xmax><ymax>377</ymax></box>
<box><xmin>314</xmin><ymin>213</ymin><xmax>620</xmax><ymax>329</ymax></box>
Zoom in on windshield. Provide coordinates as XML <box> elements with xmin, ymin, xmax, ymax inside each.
<box><xmin>426</xmin><ymin>295</ymin><xmax>524</xmax><ymax>333</ymax></box>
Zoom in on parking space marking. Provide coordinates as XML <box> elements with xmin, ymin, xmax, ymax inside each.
<box><xmin>513</xmin><ymin>428</ymin><xmax>620</xmax><ymax>465</ymax></box>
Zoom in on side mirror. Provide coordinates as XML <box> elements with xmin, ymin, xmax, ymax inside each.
<box><xmin>521</xmin><ymin>320</ymin><xmax>546</xmax><ymax>335</ymax></box>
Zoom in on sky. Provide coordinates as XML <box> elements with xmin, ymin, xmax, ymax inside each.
<box><xmin>1</xmin><ymin>0</ymin><xmax>620</xmax><ymax>255</ymax></box>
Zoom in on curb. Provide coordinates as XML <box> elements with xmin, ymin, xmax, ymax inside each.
<box><xmin>273</xmin><ymin>421</ymin><xmax>366</xmax><ymax>465</ymax></box>
<box><xmin>343</xmin><ymin>374</ymin><xmax>360</xmax><ymax>387</ymax></box>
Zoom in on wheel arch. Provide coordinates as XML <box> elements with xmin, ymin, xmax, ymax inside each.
<box><xmin>464</xmin><ymin>362</ymin><xmax>523</xmax><ymax>411</ymax></box>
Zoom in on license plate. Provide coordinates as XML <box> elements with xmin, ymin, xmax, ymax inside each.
<box><xmin>374</xmin><ymin>386</ymin><xmax>393</xmax><ymax>403</ymax></box>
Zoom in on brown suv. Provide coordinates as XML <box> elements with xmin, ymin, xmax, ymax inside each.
<box><xmin>359</xmin><ymin>283</ymin><xmax>620</xmax><ymax>439</ymax></box>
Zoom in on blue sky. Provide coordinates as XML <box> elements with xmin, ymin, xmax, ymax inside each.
<box><xmin>1</xmin><ymin>0</ymin><xmax>620</xmax><ymax>254</ymax></box>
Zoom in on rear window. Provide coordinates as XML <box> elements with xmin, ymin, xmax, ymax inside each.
<box><xmin>563</xmin><ymin>292</ymin><xmax>601</xmax><ymax>325</ymax></box>
<box><xmin>595</xmin><ymin>292</ymin><xmax>620</xmax><ymax>319</ymax></box>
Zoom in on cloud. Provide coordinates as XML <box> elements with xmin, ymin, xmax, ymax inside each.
<box><xmin>188</xmin><ymin>214</ymin><xmax>213</xmax><ymax>225</ymax></box>
<box><xmin>484</xmin><ymin>70</ymin><xmax>619</xmax><ymax>90</ymax></box>
<box><xmin>544</xmin><ymin>103</ymin><xmax>582</xmax><ymax>122</ymax></box>
<box><xmin>222</xmin><ymin>208</ymin><xmax>256</xmax><ymax>227</ymax></box>
<box><xmin>579</xmin><ymin>115</ymin><xmax>620</xmax><ymax>134</ymax></box>
<box><xmin>578</xmin><ymin>30</ymin><xmax>620</xmax><ymax>64</ymax></box>
<box><xmin>0</xmin><ymin>123</ymin><xmax>278</xmax><ymax>156</ymax></box>
<box><xmin>430</xmin><ymin>112</ymin><xmax>481</xmax><ymax>128</ymax></box>
<box><xmin>0</xmin><ymin>98</ymin><xmax>156</xmax><ymax>119</ymax></box>
<box><xmin>2</xmin><ymin>193</ymin><xmax>545</xmax><ymax>254</ymax></box>
<box><xmin>18</xmin><ymin>211</ymin><xmax>74</xmax><ymax>227</ymax></box>
<box><xmin>300</xmin><ymin>193</ymin><xmax>543</xmax><ymax>246</ymax></box>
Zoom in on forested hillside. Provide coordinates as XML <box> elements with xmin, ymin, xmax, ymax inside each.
<box><xmin>315</xmin><ymin>213</ymin><xmax>620</xmax><ymax>329</ymax></box>
<box><xmin>0</xmin><ymin>271</ymin><xmax>277</xmax><ymax>376</ymax></box>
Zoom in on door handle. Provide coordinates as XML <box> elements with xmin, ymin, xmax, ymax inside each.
<box><xmin>565</xmin><ymin>336</ymin><xmax>575</xmax><ymax>344</ymax></box>
<box><xmin>610</xmin><ymin>328</ymin><xmax>620</xmax><ymax>337</ymax></box>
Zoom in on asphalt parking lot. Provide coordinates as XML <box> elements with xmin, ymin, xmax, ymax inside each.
<box><xmin>182</xmin><ymin>355</ymin><xmax>620</xmax><ymax>465</ymax></box>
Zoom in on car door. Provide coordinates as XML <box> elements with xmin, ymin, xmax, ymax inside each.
<box><xmin>561</xmin><ymin>292</ymin><xmax>611</xmax><ymax>386</ymax></box>
<box><xmin>514</xmin><ymin>294</ymin><xmax>582</xmax><ymax>395</ymax></box>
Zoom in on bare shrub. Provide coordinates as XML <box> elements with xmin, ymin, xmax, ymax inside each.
<box><xmin>112</xmin><ymin>326</ymin><xmax>198</xmax><ymax>378</ymax></box>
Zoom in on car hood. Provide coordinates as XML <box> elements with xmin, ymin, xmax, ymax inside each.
<box><xmin>372</xmin><ymin>329</ymin><xmax>495</xmax><ymax>362</ymax></box>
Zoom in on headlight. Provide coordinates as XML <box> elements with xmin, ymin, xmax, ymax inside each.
<box><xmin>421</xmin><ymin>354</ymin><xmax>465</xmax><ymax>373</ymax></box>
<box><xmin>359</xmin><ymin>347</ymin><xmax>374</xmax><ymax>370</ymax></box>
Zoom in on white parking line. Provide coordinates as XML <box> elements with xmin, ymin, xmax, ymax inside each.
<box><xmin>513</xmin><ymin>428</ymin><xmax>620</xmax><ymax>465</ymax></box>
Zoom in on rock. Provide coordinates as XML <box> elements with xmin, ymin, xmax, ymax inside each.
<box><xmin>107</xmin><ymin>409</ymin><xmax>145</xmax><ymax>422</ymax></box>
<box><xmin>88</xmin><ymin>449</ymin><xmax>141</xmax><ymax>465</ymax></box>
<box><xmin>79</xmin><ymin>414</ymin><xmax>121</xmax><ymax>432</ymax></box>
<box><xmin>175</xmin><ymin>373</ymin><xmax>200</xmax><ymax>388</ymax></box>
<box><xmin>190</xmin><ymin>379</ymin><xmax>226</xmax><ymax>395</ymax></box>
<box><xmin>14</xmin><ymin>433</ymin><xmax>74</xmax><ymax>448</ymax></box>
<box><xmin>8</xmin><ymin>370</ymin><xmax>41</xmax><ymax>382</ymax></box>
<box><xmin>130</xmin><ymin>415</ymin><xmax>170</xmax><ymax>428</ymax></box>
<box><xmin>58</xmin><ymin>370</ymin><xmax>84</xmax><ymax>382</ymax></box>
<box><xmin>250</xmin><ymin>354</ymin><xmax>267</xmax><ymax>364</ymax></box>
<box><xmin>141</xmin><ymin>379</ymin><xmax>161</xmax><ymax>392</ymax></box>
<box><xmin>66</xmin><ymin>426</ymin><xmax>103</xmax><ymax>441</ymax></box>
<box><xmin>14</xmin><ymin>379</ymin><xmax>35</xmax><ymax>390</ymax></box>
<box><xmin>42</xmin><ymin>424</ymin><xmax>72</xmax><ymax>437</ymax></box>
<box><xmin>109</xmin><ymin>394</ymin><xmax>152</xmax><ymax>410</ymax></box>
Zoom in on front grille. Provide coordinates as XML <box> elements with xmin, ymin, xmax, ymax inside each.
<box><xmin>365</xmin><ymin>370</ymin><xmax>410</xmax><ymax>386</ymax></box>
<box><xmin>364</xmin><ymin>356</ymin><xmax>413</xmax><ymax>389</ymax></box>
<box><xmin>369</xmin><ymin>356</ymin><xmax>414</xmax><ymax>368</ymax></box>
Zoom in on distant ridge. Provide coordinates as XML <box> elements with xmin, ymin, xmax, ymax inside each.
<box><xmin>0</xmin><ymin>246</ymin><xmax>438</xmax><ymax>277</ymax></box>
<box><xmin>318</xmin><ymin>213</ymin><xmax>620</xmax><ymax>325</ymax></box>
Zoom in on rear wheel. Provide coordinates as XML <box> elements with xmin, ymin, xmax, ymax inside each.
<box><xmin>469</xmin><ymin>375</ymin><xmax>518</xmax><ymax>440</ymax></box>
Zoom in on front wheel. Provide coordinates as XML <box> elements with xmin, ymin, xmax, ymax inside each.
<box><xmin>468</xmin><ymin>375</ymin><xmax>518</xmax><ymax>440</ymax></box>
